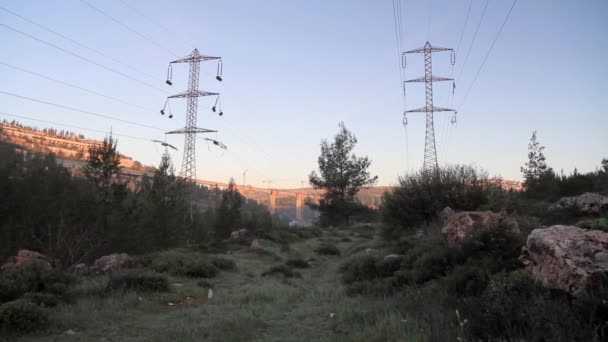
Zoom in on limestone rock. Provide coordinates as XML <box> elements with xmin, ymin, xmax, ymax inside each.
<box><xmin>439</xmin><ymin>206</ymin><xmax>455</xmax><ymax>223</ymax></box>
<box><xmin>90</xmin><ymin>253</ymin><xmax>130</xmax><ymax>273</ymax></box>
<box><xmin>383</xmin><ymin>254</ymin><xmax>404</xmax><ymax>262</ymax></box>
<box><xmin>230</xmin><ymin>228</ymin><xmax>250</xmax><ymax>241</ymax></box>
<box><xmin>1</xmin><ymin>250</ymin><xmax>52</xmax><ymax>271</ymax></box>
<box><xmin>519</xmin><ymin>225</ymin><xmax>608</xmax><ymax>294</ymax></box>
<box><xmin>553</xmin><ymin>192</ymin><xmax>608</xmax><ymax>215</ymax></box>
<box><xmin>442</xmin><ymin>210</ymin><xmax>519</xmax><ymax>244</ymax></box>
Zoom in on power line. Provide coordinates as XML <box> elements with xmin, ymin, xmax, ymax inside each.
<box><xmin>79</xmin><ymin>0</ymin><xmax>178</xmax><ymax>57</ymax></box>
<box><xmin>0</xmin><ymin>23</ymin><xmax>169</xmax><ymax>94</ymax></box>
<box><xmin>0</xmin><ymin>5</ymin><xmax>164</xmax><ymax>84</ymax></box>
<box><xmin>0</xmin><ymin>90</ymin><xmax>165</xmax><ymax>132</ymax></box>
<box><xmin>455</xmin><ymin>0</ymin><xmax>474</xmax><ymax>55</ymax></box>
<box><xmin>458</xmin><ymin>0</ymin><xmax>518</xmax><ymax>110</ymax></box>
<box><xmin>116</xmin><ymin>0</ymin><xmax>192</xmax><ymax>51</ymax></box>
<box><xmin>456</xmin><ymin>0</ymin><xmax>489</xmax><ymax>81</ymax></box>
<box><xmin>0</xmin><ymin>62</ymin><xmax>156</xmax><ymax>113</ymax></box>
<box><xmin>0</xmin><ymin>112</ymin><xmax>152</xmax><ymax>141</ymax></box>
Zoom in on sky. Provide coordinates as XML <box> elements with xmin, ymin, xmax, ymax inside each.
<box><xmin>1</xmin><ymin>0</ymin><xmax>607</xmax><ymax>188</ymax></box>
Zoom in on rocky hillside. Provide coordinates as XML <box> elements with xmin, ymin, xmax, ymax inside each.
<box><xmin>0</xmin><ymin>119</ymin><xmax>155</xmax><ymax>172</ymax></box>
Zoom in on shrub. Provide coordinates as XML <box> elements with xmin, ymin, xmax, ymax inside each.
<box><xmin>211</xmin><ymin>257</ymin><xmax>237</xmax><ymax>271</ymax></box>
<box><xmin>576</xmin><ymin>217</ymin><xmax>608</xmax><ymax>232</ymax></box>
<box><xmin>344</xmin><ymin>278</ymin><xmax>396</xmax><ymax>296</ymax></box>
<box><xmin>21</xmin><ymin>293</ymin><xmax>60</xmax><ymax>308</ymax></box>
<box><xmin>315</xmin><ymin>243</ymin><xmax>340</xmax><ymax>256</ymax></box>
<box><xmin>150</xmin><ymin>251</ymin><xmax>219</xmax><ymax>278</ymax></box>
<box><xmin>395</xmin><ymin>222</ymin><xmax>522</xmax><ymax>287</ymax></box>
<box><xmin>0</xmin><ymin>261</ymin><xmax>74</xmax><ymax>304</ymax></box>
<box><xmin>197</xmin><ymin>279</ymin><xmax>212</xmax><ymax>288</ymax></box>
<box><xmin>106</xmin><ymin>271</ymin><xmax>169</xmax><ymax>292</ymax></box>
<box><xmin>291</xmin><ymin>226</ymin><xmax>323</xmax><ymax>240</ymax></box>
<box><xmin>0</xmin><ymin>299</ymin><xmax>49</xmax><ymax>333</ymax></box>
<box><xmin>381</xmin><ymin>164</ymin><xmax>499</xmax><ymax>239</ymax></box>
<box><xmin>445</xmin><ymin>265</ymin><xmax>489</xmax><ymax>298</ymax></box>
<box><xmin>465</xmin><ymin>269</ymin><xmax>587</xmax><ymax>342</ymax></box>
<box><xmin>285</xmin><ymin>259</ymin><xmax>310</xmax><ymax>269</ymax></box>
<box><xmin>261</xmin><ymin>265</ymin><xmax>301</xmax><ymax>278</ymax></box>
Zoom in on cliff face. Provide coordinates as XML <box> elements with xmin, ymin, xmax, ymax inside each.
<box><xmin>0</xmin><ymin>120</ymin><xmax>154</xmax><ymax>172</ymax></box>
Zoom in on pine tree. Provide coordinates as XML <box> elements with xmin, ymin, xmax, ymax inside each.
<box><xmin>214</xmin><ymin>178</ymin><xmax>244</xmax><ymax>238</ymax></box>
<box><xmin>308</xmin><ymin>122</ymin><xmax>378</xmax><ymax>226</ymax></box>
<box><xmin>83</xmin><ymin>134</ymin><xmax>122</xmax><ymax>203</ymax></box>
<box><xmin>521</xmin><ymin>131</ymin><xmax>551</xmax><ymax>187</ymax></box>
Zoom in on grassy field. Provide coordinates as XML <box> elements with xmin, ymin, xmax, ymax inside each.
<box><xmin>8</xmin><ymin>226</ymin><xmax>435</xmax><ymax>342</ymax></box>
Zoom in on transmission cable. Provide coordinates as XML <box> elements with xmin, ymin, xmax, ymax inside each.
<box><xmin>0</xmin><ymin>6</ymin><xmax>165</xmax><ymax>84</ymax></box>
<box><xmin>456</xmin><ymin>0</ymin><xmax>489</xmax><ymax>81</ymax></box>
<box><xmin>0</xmin><ymin>23</ymin><xmax>169</xmax><ymax>94</ymax></box>
<box><xmin>116</xmin><ymin>0</ymin><xmax>192</xmax><ymax>51</ymax></box>
<box><xmin>0</xmin><ymin>62</ymin><xmax>157</xmax><ymax>113</ymax></box>
<box><xmin>79</xmin><ymin>0</ymin><xmax>178</xmax><ymax>58</ymax></box>
<box><xmin>458</xmin><ymin>0</ymin><xmax>518</xmax><ymax>110</ymax></box>
<box><xmin>0</xmin><ymin>90</ymin><xmax>165</xmax><ymax>132</ymax></box>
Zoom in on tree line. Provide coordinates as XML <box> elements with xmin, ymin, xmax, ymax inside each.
<box><xmin>0</xmin><ymin>134</ymin><xmax>273</xmax><ymax>266</ymax></box>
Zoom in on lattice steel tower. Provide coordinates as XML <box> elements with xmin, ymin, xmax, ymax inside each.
<box><xmin>163</xmin><ymin>49</ymin><xmax>222</xmax><ymax>181</ymax></box>
<box><xmin>403</xmin><ymin>42</ymin><xmax>455</xmax><ymax>171</ymax></box>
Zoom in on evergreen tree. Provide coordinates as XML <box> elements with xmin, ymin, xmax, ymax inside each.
<box><xmin>82</xmin><ymin>134</ymin><xmax>122</xmax><ymax>204</ymax></box>
<box><xmin>308</xmin><ymin>122</ymin><xmax>377</xmax><ymax>226</ymax></box>
<box><xmin>214</xmin><ymin>178</ymin><xmax>244</xmax><ymax>238</ymax></box>
<box><xmin>520</xmin><ymin>131</ymin><xmax>558</xmax><ymax>199</ymax></box>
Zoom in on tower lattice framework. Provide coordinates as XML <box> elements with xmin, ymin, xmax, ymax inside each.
<box><xmin>404</xmin><ymin>41</ymin><xmax>455</xmax><ymax>171</ymax></box>
<box><xmin>165</xmin><ymin>49</ymin><xmax>221</xmax><ymax>181</ymax></box>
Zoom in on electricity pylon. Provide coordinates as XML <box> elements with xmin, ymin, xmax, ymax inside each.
<box><xmin>403</xmin><ymin>41</ymin><xmax>456</xmax><ymax>172</ymax></box>
<box><xmin>164</xmin><ymin>48</ymin><xmax>222</xmax><ymax>182</ymax></box>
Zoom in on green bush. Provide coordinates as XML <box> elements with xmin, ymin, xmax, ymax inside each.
<box><xmin>285</xmin><ymin>258</ymin><xmax>310</xmax><ymax>269</ymax></box>
<box><xmin>577</xmin><ymin>217</ymin><xmax>608</xmax><ymax>232</ymax></box>
<box><xmin>291</xmin><ymin>226</ymin><xmax>323</xmax><ymax>240</ymax></box>
<box><xmin>465</xmin><ymin>269</ymin><xmax>587</xmax><ymax>342</ymax></box>
<box><xmin>211</xmin><ymin>257</ymin><xmax>237</xmax><ymax>271</ymax></box>
<box><xmin>0</xmin><ymin>261</ymin><xmax>74</xmax><ymax>304</ymax></box>
<box><xmin>445</xmin><ymin>265</ymin><xmax>489</xmax><ymax>298</ymax></box>
<box><xmin>339</xmin><ymin>255</ymin><xmax>380</xmax><ymax>284</ymax></box>
<box><xmin>344</xmin><ymin>278</ymin><xmax>396</xmax><ymax>296</ymax></box>
<box><xmin>150</xmin><ymin>251</ymin><xmax>219</xmax><ymax>278</ymax></box>
<box><xmin>261</xmin><ymin>265</ymin><xmax>301</xmax><ymax>278</ymax></box>
<box><xmin>394</xmin><ymin>222</ymin><xmax>522</xmax><ymax>287</ymax></box>
<box><xmin>21</xmin><ymin>293</ymin><xmax>60</xmax><ymax>308</ymax></box>
<box><xmin>314</xmin><ymin>243</ymin><xmax>341</xmax><ymax>256</ymax></box>
<box><xmin>106</xmin><ymin>271</ymin><xmax>169</xmax><ymax>292</ymax></box>
<box><xmin>381</xmin><ymin>165</ymin><xmax>499</xmax><ymax>239</ymax></box>
<box><xmin>0</xmin><ymin>299</ymin><xmax>49</xmax><ymax>333</ymax></box>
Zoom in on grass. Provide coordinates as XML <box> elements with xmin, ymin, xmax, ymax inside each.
<box><xmin>9</xmin><ymin>227</ymin><xmax>438</xmax><ymax>342</ymax></box>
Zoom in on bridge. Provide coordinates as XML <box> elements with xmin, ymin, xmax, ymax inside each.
<box><xmin>56</xmin><ymin>158</ymin><xmax>389</xmax><ymax>221</ymax></box>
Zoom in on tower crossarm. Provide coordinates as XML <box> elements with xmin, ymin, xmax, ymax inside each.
<box><xmin>404</xmin><ymin>42</ymin><xmax>453</xmax><ymax>54</ymax></box>
<box><xmin>406</xmin><ymin>75</ymin><xmax>453</xmax><ymax>83</ymax></box>
<box><xmin>405</xmin><ymin>106</ymin><xmax>455</xmax><ymax>113</ymax></box>
<box><xmin>166</xmin><ymin>127</ymin><xmax>218</xmax><ymax>135</ymax></box>
<box><xmin>168</xmin><ymin>90</ymin><xmax>219</xmax><ymax>99</ymax></box>
<box><xmin>170</xmin><ymin>49</ymin><xmax>221</xmax><ymax>64</ymax></box>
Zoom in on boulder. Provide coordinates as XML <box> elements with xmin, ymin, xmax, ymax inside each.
<box><xmin>519</xmin><ymin>225</ymin><xmax>608</xmax><ymax>294</ymax></box>
<box><xmin>1</xmin><ymin>250</ymin><xmax>52</xmax><ymax>271</ymax></box>
<box><xmin>383</xmin><ymin>254</ymin><xmax>404</xmax><ymax>262</ymax></box>
<box><xmin>552</xmin><ymin>192</ymin><xmax>608</xmax><ymax>215</ymax></box>
<box><xmin>230</xmin><ymin>228</ymin><xmax>250</xmax><ymax>241</ymax></box>
<box><xmin>442</xmin><ymin>210</ymin><xmax>519</xmax><ymax>244</ymax></box>
<box><xmin>72</xmin><ymin>263</ymin><xmax>88</xmax><ymax>274</ymax></box>
<box><xmin>90</xmin><ymin>253</ymin><xmax>130</xmax><ymax>273</ymax></box>
<box><xmin>250</xmin><ymin>239</ymin><xmax>260</xmax><ymax>249</ymax></box>
<box><xmin>439</xmin><ymin>206</ymin><xmax>455</xmax><ymax>223</ymax></box>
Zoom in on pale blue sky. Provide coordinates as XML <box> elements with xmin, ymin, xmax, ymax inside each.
<box><xmin>1</xmin><ymin>0</ymin><xmax>606</xmax><ymax>187</ymax></box>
